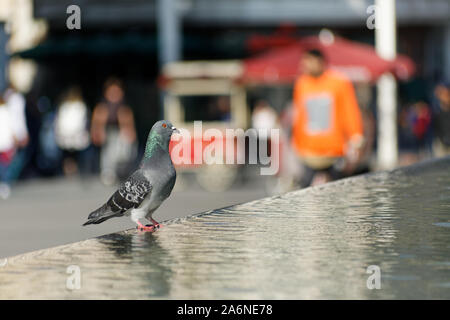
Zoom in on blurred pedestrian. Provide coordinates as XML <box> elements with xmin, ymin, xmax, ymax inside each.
<box><xmin>252</xmin><ymin>99</ymin><xmax>280</xmax><ymax>184</ymax></box>
<box><xmin>4</xmin><ymin>86</ymin><xmax>28</xmax><ymax>149</ymax></box>
<box><xmin>36</xmin><ymin>96</ymin><xmax>62</xmax><ymax>175</ymax></box>
<box><xmin>55</xmin><ymin>86</ymin><xmax>90</xmax><ymax>176</ymax></box>
<box><xmin>251</xmin><ymin>99</ymin><xmax>278</xmax><ymax>140</ymax></box>
<box><xmin>91</xmin><ymin>77</ymin><xmax>137</xmax><ymax>185</ymax></box>
<box><xmin>3</xmin><ymin>85</ymin><xmax>29</xmax><ymax>185</ymax></box>
<box><xmin>399</xmin><ymin>101</ymin><xmax>432</xmax><ymax>165</ymax></box>
<box><xmin>432</xmin><ymin>82</ymin><xmax>450</xmax><ymax>157</ymax></box>
<box><xmin>291</xmin><ymin>49</ymin><xmax>364</xmax><ymax>187</ymax></box>
<box><xmin>0</xmin><ymin>96</ymin><xmax>16</xmax><ymax>199</ymax></box>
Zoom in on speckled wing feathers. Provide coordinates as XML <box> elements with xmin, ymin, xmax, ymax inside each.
<box><xmin>107</xmin><ymin>171</ymin><xmax>152</xmax><ymax>213</ymax></box>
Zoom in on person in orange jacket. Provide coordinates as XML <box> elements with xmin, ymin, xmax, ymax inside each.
<box><xmin>292</xmin><ymin>49</ymin><xmax>364</xmax><ymax>187</ymax></box>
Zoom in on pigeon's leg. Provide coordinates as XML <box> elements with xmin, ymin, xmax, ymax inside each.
<box><xmin>132</xmin><ymin>210</ymin><xmax>156</xmax><ymax>232</ymax></box>
<box><xmin>150</xmin><ymin>218</ymin><xmax>161</xmax><ymax>229</ymax></box>
<box><xmin>136</xmin><ymin>221</ymin><xmax>156</xmax><ymax>232</ymax></box>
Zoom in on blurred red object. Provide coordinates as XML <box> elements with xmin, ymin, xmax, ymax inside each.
<box><xmin>247</xmin><ymin>23</ymin><xmax>299</xmax><ymax>53</ymax></box>
<box><xmin>243</xmin><ymin>35</ymin><xmax>415</xmax><ymax>84</ymax></box>
<box><xmin>0</xmin><ymin>149</ymin><xmax>15</xmax><ymax>165</ymax></box>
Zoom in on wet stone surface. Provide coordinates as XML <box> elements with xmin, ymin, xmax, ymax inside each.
<box><xmin>0</xmin><ymin>157</ymin><xmax>449</xmax><ymax>299</ymax></box>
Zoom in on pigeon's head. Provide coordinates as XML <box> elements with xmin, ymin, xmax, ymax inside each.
<box><xmin>148</xmin><ymin>120</ymin><xmax>180</xmax><ymax>146</ymax></box>
<box><xmin>144</xmin><ymin>120</ymin><xmax>180</xmax><ymax>158</ymax></box>
<box><xmin>151</xmin><ymin>120</ymin><xmax>179</xmax><ymax>138</ymax></box>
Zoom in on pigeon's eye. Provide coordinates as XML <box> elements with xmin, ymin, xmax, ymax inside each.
<box><xmin>162</xmin><ymin>123</ymin><xmax>167</xmax><ymax>128</ymax></box>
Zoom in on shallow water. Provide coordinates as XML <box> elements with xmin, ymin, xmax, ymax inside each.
<box><xmin>0</xmin><ymin>157</ymin><xmax>449</xmax><ymax>299</ymax></box>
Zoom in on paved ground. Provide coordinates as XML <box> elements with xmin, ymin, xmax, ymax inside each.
<box><xmin>0</xmin><ymin>171</ymin><xmax>268</xmax><ymax>258</ymax></box>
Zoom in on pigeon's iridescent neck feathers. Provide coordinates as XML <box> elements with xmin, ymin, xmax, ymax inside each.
<box><xmin>144</xmin><ymin>130</ymin><xmax>167</xmax><ymax>158</ymax></box>
<box><xmin>141</xmin><ymin>130</ymin><xmax>174</xmax><ymax>171</ymax></box>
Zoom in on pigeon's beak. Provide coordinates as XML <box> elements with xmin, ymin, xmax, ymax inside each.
<box><xmin>171</xmin><ymin>126</ymin><xmax>180</xmax><ymax>134</ymax></box>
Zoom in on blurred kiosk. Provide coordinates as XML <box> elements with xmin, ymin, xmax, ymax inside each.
<box><xmin>160</xmin><ymin>61</ymin><xmax>249</xmax><ymax>191</ymax></box>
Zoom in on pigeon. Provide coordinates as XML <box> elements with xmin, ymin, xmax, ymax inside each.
<box><xmin>83</xmin><ymin>120</ymin><xmax>179</xmax><ymax>231</ymax></box>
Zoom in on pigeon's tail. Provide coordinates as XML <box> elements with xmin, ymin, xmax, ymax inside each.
<box><xmin>82</xmin><ymin>204</ymin><xmax>122</xmax><ymax>226</ymax></box>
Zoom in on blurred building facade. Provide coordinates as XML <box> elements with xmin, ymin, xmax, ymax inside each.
<box><xmin>27</xmin><ymin>0</ymin><xmax>450</xmax><ymax>78</ymax></box>
<box><xmin>0</xmin><ymin>0</ymin><xmax>448</xmax><ymax>166</ymax></box>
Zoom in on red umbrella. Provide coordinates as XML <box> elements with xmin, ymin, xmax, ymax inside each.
<box><xmin>242</xmin><ymin>35</ymin><xmax>415</xmax><ymax>84</ymax></box>
<box><xmin>243</xmin><ymin>43</ymin><xmax>303</xmax><ymax>84</ymax></box>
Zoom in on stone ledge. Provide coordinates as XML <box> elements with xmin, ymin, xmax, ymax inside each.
<box><xmin>0</xmin><ymin>156</ymin><xmax>449</xmax><ymax>299</ymax></box>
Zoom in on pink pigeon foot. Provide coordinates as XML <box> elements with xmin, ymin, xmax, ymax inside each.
<box><xmin>150</xmin><ymin>218</ymin><xmax>162</xmax><ymax>229</ymax></box>
<box><xmin>136</xmin><ymin>221</ymin><xmax>156</xmax><ymax>232</ymax></box>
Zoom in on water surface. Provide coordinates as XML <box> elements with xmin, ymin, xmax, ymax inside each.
<box><xmin>0</xmin><ymin>157</ymin><xmax>449</xmax><ymax>299</ymax></box>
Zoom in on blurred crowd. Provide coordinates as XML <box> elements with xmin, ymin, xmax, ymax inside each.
<box><xmin>0</xmin><ymin>77</ymin><xmax>138</xmax><ymax>199</ymax></box>
<box><xmin>251</xmin><ymin>49</ymin><xmax>450</xmax><ymax>190</ymax></box>
<box><xmin>0</xmin><ymin>53</ymin><xmax>449</xmax><ymax>199</ymax></box>
<box><xmin>398</xmin><ymin>81</ymin><xmax>450</xmax><ymax>162</ymax></box>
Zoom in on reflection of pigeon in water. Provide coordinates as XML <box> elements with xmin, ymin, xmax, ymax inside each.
<box><xmin>83</xmin><ymin>120</ymin><xmax>179</xmax><ymax>231</ymax></box>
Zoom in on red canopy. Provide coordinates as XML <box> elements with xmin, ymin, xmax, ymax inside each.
<box><xmin>242</xmin><ymin>35</ymin><xmax>415</xmax><ymax>84</ymax></box>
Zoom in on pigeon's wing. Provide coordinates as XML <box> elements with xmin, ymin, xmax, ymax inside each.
<box><xmin>83</xmin><ymin>170</ymin><xmax>152</xmax><ymax>226</ymax></box>
<box><xmin>107</xmin><ymin>170</ymin><xmax>153</xmax><ymax>213</ymax></box>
